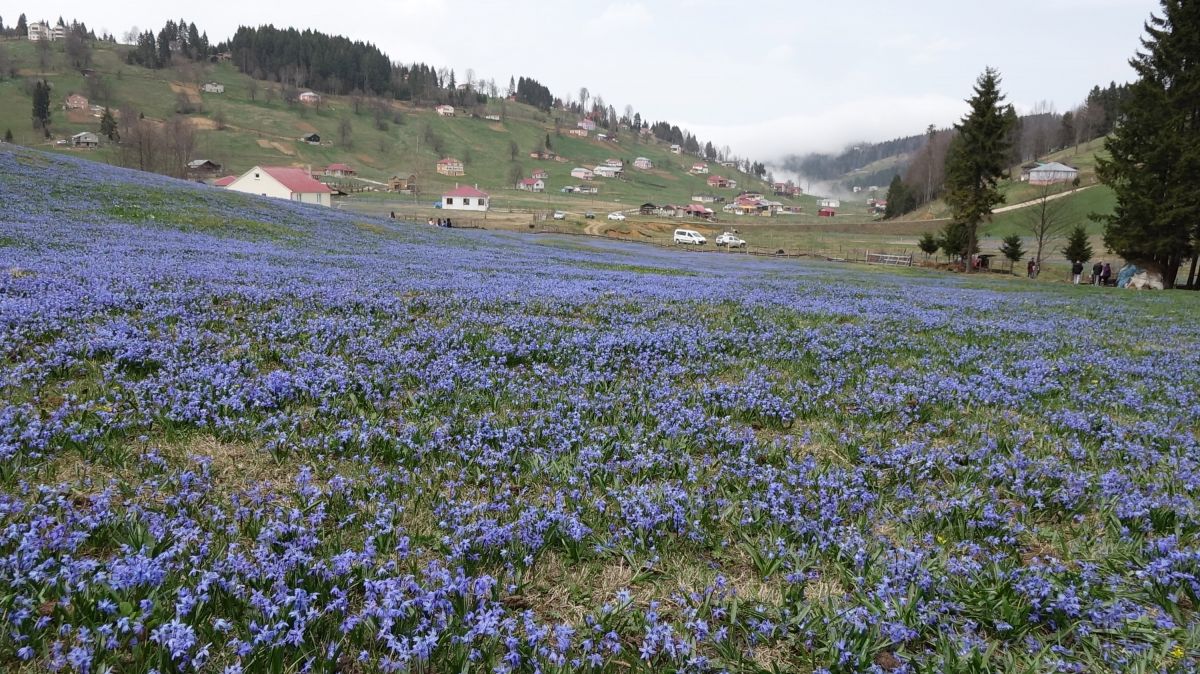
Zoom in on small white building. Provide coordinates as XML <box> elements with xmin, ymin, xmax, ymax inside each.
<box><xmin>442</xmin><ymin>185</ymin><xmax>490</xmax><ymax>211</ymax></box>
<box><xmin>201</xmin><ymin>82</ymin><xmax>226</xmax><ymax>94</ymax></box>
<box><xmin>517</xmin><ymin>178</ymin><xmax>545</xmax><ymax>192</ymax></box>
<box><xmin>436</xmin><ymin>105</ymin><xmax>456</xmax><ymax>117</ymax></box>
<box><xmin>71</xmin><ymin>132</ymin><xmax>99</xmax><ymax>148</ymax></box>
<box><xmin>484</xmin><ymin>114</ymin><xmax>501</xmax><ymax>121</ymax></box>
<box><xmin>1028</xmin><ymin>162</ymin><xmax>1079</xmax><ymax>186</ymax></box>
<box><xmin>571</xmin><ymin>167</ymin><xmax>594</xmax><ymax>181</ymax></box>
<box><xmin>298</xmin><ymin>91</ymin><xmax>321</xmax><ymax>105</ymax></box>
<box><xmin>634</xmin><ymin>157</ymin><xmax>653</xmax><ymax>170</ymax></box>
<box><xmin>578</xmin><ymin>118</ymin><xmax>597</xmax><ymax>131</ymax></box>
<box><xmin>690</xmin><ymin>163</ymin><xmax>709</xmax><ymax>175</ymax></box>
<box><xmin>819</xmin><ymin>198</ymin><xmax>841</xmax><ymax>209</ymax></box>
<box><xmin>28</xmin><ymin>21</ymin><xmax>65</xmax><ymax>41</ymax></box>
<box><xmin>670</xmin><ymin>144</ymin><xmax>682</xmax><ymax>154</ymax></box>
<box><xmin>226</xmin><ymin>165</ymin><xmax>332</xmax><ymax>207</ymax></box>
<box><xmin>593</xmin><ymin>164</ymin><xmax>622</xmax><ymax>178</ymax></box>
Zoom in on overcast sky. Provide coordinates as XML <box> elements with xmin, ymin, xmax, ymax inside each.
<box><xmin>24</xmin><ymin>0</ymin><xmax>1159</xmax><ymax>159</ymax></box>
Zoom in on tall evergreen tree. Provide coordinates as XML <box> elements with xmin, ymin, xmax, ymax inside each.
<box><xmin>943</xmin><ymin>68</ymin><xmax>1016</xmax><ymax>272</ymax></box>
<box><xmin>15</xmin><ymin>13</ymin><xmax>26</xmax><ymax>37</ymax></box>
<box><xmin>99</xmin><ymin>107</ymin><xmax>118</xmax><ymax>141</ymax></box>
<box><xmin>1096</xmin><ymin>0</ymin><xmax>1200</xmax><ymax>287</ymax></box>
<box><xmin>1063</xmin><ymin>225</ymin><xmax>1094</xmax><ymax>265</ymax></box>
<box><xmin>31</xmin><ymin>79</ymin><xmax>51</xmax><ymax>131</ymax></box>
<box><xmin>1000</xmin><ymin>234</ymin><xmax>1025</xmax><ymax>273</ymax></box>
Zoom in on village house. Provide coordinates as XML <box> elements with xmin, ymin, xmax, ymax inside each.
<box><xmin>517</xmin><ymin>178</ymin><xmax>546</xmax><ymax>192</ymax></box>
<box><xmin>435</xmin><ymin>105</ymin><xmax>455</xmax><ymax>117</ymax></box>
<box><xmin>670</xmin><ymin>144</ymin><xmax>682</xmax><ymax>154</ymax></box>
<box><xmin>436</xmin><ymin>157</ymin><xmax>465</xmax><ymax>177</ymax></box>
<box><xmin>1028</xmin><ymin>162</ymin><xmax>1079</xmax><ymax>185</ymax></box>
<box><xmin>692</xmin><ymin>194</ymin><xmax>717</xmax><ymax>204</ymax></box>
<box><xmin>593</xmin><ymin>164</ymin><xmax>622</xmax><ymax>179</ymax></box>
<box><xmin>484</xmin><ymin>114</ymin><xmax>501</xmax><ymax>121</ymax></box>
<box><xmin>684</xmin><ymin>204</ymin><xmax>715</xmax><ymax>220</ymax></box>
<box><xmin>639</xmin><ymin>203</ymin><xmax>658</xmax><ymax>215</ymax></box>
<box><xmin>298</xmin><ymin>91</ymin><xmax>321</xmax><ymax>105</ymax></box>
<box><xmin>300</xmin><ymin>133</ymin><xmax>321</xmax><ymax>145</ymax></box>
<box><xmin>571</xmin><ymin>167</ymin><xmax>594</xmax><ymax>181</ymax></box>
<box><xmin>708</xmin><ymin>175</ymin><xmax>732</xmax><ymax>189</ymax></box>
<box><xmin>441</xmin><ymin>184</ymin><xmax>489</xmax><ymax>212</ymax></box>
<box><xmin>213</xmin><ymin>176</ymin><xmax>237</xmax><ymax>187</ymax></box>
<box><xmin>64</xmin><ymin>94</ymin><xmax>89</xmax><ymax>110</ymax></box>
<box><xmin>226</xmin><ymin>166</ymin><xmax>333</xmax><ymax>207</ymax></box>
<box><xmin>578</xmin><ymin>118</ymin><xmax>597</xmax><ymax>131</ymax></box>
<box><xmin>531</xmin><ymin>169</ymin><xmax>549</xmax><ymax>180</ymax></box>
<box><xmin>529</xmin><ymin>150</ymin><xmax>557</xmax><ymax>160</ymax></box>
<box><xmin>818</xmin><ymin>207</ymin><xmax>836</xmax><ymax>217</ymax></box>
<box><xmin>603</xmin><ymin>158</ymin><xmax>623</xmax><ymax>167</ymax></box>
<box><xmin>633</xmin><ymin>157</ymin><xmax>653</xmax><ymax>170</ymax></box>
<box><xmin>574</xmin><ymin>184</ymin><xmax>599</xmax><ymax>195</ymax></box>
<box><xmin>186</xmin><ymin>159</ymin><xmax>222</xmax><ymax>177</ymax></box>
<box><xmin>818</xmin><ymin>198</ymin><xmax>841</xmax><ymax>208</ymax></box>
<box><xmin>201</xmin><ymin>82</ymin><xmax>225</xmax><ymax>94</ymax></box>
<box><xmin>567</xmin><ymin>128</ymin><xmax>588</xmax><ymax>138</ymax></box>
<box><xmin>388</xmin><ymin>174</ymin><xmax>417</xmax><ymax>193</ymax></box>
<box><xmin>690</xmin><ymin>163</ymin><xmax>710</xmax><ymax>175</ymax></box>
<box><xmin>70</xmin><ymin>131</ymin><xmax>99</xmax><ymax>148</ymax></box>
<box><xmin>28</xmin><ymin>21</ymin><xmax>65</xmax><ymax>41</ymax></box>
<box><xmin>324</xmin><ymin>163</ymin><xmax>356</xmax><ymax>178</ymax></box>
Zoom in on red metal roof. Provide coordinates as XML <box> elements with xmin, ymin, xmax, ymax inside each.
<box><xmin>443</xmin><ymin>185</ymin><xmax>490</xmax><ymax>198</ymax></box>
<box><xmin>258</xmin><ymin>166</ymin><xmax>332</xmax><ymax>194</ymax></box>
<box><xmin>213</xmin><ymin>176</ymin><xmax>236</xmax><ymax>187</ymax></box>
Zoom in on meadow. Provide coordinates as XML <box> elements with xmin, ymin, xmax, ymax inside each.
<box><xmin>2</xmin><ymin>146</ymin><xmax>1199</xmax><ymax>673</ymax></box>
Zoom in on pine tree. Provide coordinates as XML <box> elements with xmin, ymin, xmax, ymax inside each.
<box><xmin>1096</xmin><ymin>0</ymin><xmax>1200</xmax><ymax>287</ymax></box>
<box><xmin>943</xmin><ymin>68</ymin><xmax>1016</xmax><ymax>272</ymax></box>
<box><xmin>16</xmin><ymin>14</ymin><xmax>27</xmax><ymax>37</ymax></box>
<box><xmin>4</xmin><ymin>129</ymin><xmax>12</xmax><ymax>142</ymax></box>
<box><xmin>917</xmin><ymin>232</ymin><xmax>939</xmax><ymax>259</ymax></box>
<box><xmin>31</xmin><ymin>79</ymin><xmax>51</xmax><ymax>130</ymax></box>
<box><xmin>99</xmin><ymin>107</ymin><xmax>118</xmax><ymax>141</ymax></box>
<box><xmin>1063</xmin><ymin>225</ymin><xmax>1093</xmax><ymax>264</ymax></box>
<box><xmin>1000</xmin><ymin>234</ymin><xmax>1025</xmax><ymax>272</ymax></box>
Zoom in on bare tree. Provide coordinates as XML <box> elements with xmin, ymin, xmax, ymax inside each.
<box><xmin>122</xmin><ymin>27</ymin><xmax>140</xmax><ymax>45</ymax></box>
<box><xmin>338</xmin><ymin>115</ymin><xmax>353</xmax><ymax>148</ymax></box>
<box><xmin>36</xmin><ymin>38</ymin><xmax>52</xmax><ymax>71</ymax></box>
<box><xmin>1022</xmin><ymin>183</ymin><xmax>1071</xmax><ymax>274</ymax></box>
<box><xmin>578</xmin><ymin>87</ymin><xmax>589</xmax><ymax>113</ymax></box>
<box><xmin>246</xmin><ymin>78</ymin><xmax>258</xmax><ymax>102</ymax></box>
<box><xmin>371</xmin><ymin>98</ymin><xmax>389</xmax><ymax>131</ymax></box>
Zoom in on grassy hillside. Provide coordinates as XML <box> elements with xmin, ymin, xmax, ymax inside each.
<box><xmin>0</xmin><ymin>37</ymin><xmax>811</xmax><ymax>218</ymax></box>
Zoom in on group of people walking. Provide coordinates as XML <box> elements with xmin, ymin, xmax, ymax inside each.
<box><xmin>426</xmin><ymin>217</ymin><xmax>453</xmax><ymax>227</ymax></box>
<box><xmin>1071</xmin><ymin>260</ymin><xmax>1112</xmax><ymax>285</ymax></box>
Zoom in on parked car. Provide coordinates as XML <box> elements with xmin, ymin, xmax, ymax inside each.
<box><xmin>607</xmin><ymin>212</ymin><xmax>626</xmax><ymax>221</ymax></box>
<box><xmin>715</xmin><ymin>232</ymin><xmax>746</xmax><ymax>248</ymax></box>
<box><xmin>553</xmin><ymin>211</ymin><xmax>567</xmax><ymax>220</ymax></box>
<box><xmin>673</xmin><ymin>229</ymin><xmax>707</xmax><ymax>245</ymax></box>
<box><xmin>585</xmin><ymin>212</ymin><xmax>596</xmax><ymax>219</ymax></box>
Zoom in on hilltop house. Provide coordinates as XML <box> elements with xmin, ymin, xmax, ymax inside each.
<box><xmin>574</xmin><ymin>185</ymin><xmax>599</xmax><ymax>195</ymax></box>
<box><xmin>201</xmin><ymin>82</ymin><xmax>225</xmax><ymax>94</ymax></box>
<box><xmin>670</xmin><ymin>144</ymin><xmax>682</xmax><ymax>154</ymax></box>
<box><xmin>437</xmin><ymin>157</ymin><xmax>465</xmax><ymax>177</ymax></box>
<box><xmin>571</xmin><ymin>167</ymin><xmax>594</xmax><ymax>181</ymax></box>
<box><xmin>708</xmin><ymin>175</ymin><xmax>732</xmax><ymax>189</ymax></box>
<box><xmin>690</xmin><ymin>163</ymin><xmax>709</xmax><ymax>175</ymax></box>
<box><xmin>324</xmin><ymin>163</ymin><xmax>356</xmax><ymax>178</ymax></box>
<box><xmin>531</xmin><ymin>168</ymin><xmax>549</xmax><ymax>180</ymax></box>
<box><xmin>442</xmin><ymin>185</ymin><xmax>489</xmax><ymax>211</ymax></box>
<box><xmin>692</xmin><ymin>194</ymin><xmax>717</xmax><ymax>204</ymax></box>
<box><xmin>226</xmin><ymin>166</ymin><xmax>333</xmax><ymax>207</ymax></box>
<box><xmin>578</xmin><ymin>118</ymin><xmax>597</xmax><ymax>131</ymax></box>
<box><xmin>567</xmin><ymin>129</ymin><xmax>588</xmax><ymax>138</ymax></box>
<box><xmin>28</xmin><ymin>21</ymin><xmax>65</xmax><ymax>41</ymax></box>
<box><xmin>71</xmin><ymin>131</ymin><xmax>99</xmax><ymax>148</ymax></box>
<box><xmin>436</xmin><ymin>105</ymin><xmax>455</xmax><ymax>117</ymax></box>
<box><xmin>298</xmin><ymin>91</ymin><xmax>321</xmax><ymax>105</ymax></box>
<box><xmin>634</xmin><ymin>157</ymin><xmax>653</xmax><ymax>170</ymax></box>
<box><xmin>186</xmin><ymin>159</ymin><xmax>222</xmax><ymax>177</ymax></box>
<box><xmin>593</xmin><ymin>164</ymin><xmax>622</xmax><ymax>178</ymax></box>
<box><xmin>300</xmin><ymin>133</ymin><xmax>321</xmax><ymax>145</ymax></box>
<box><xmin>819</xmin><ymin>198</ymin><xmax>841</xmax><ymax>209</ymax></box>
<box><xmin>64</xmin><ymin>94</ymin><xmax>89</xmax><ymax>110</ymax></box>
<box><xmin>530</xmin><ymin>150</ymin><xmax>557</xmax><ymax>160</ymax></box>
<box><xmin>517</xmin><ymin>178</ymin><xmax>545</xmax><ymax>192</ymax></box>
<box><xmin>1028</xmin><ymin>162</ymin><xmax>1079</xmax><ymax>185</ymax></box>
<box><xmin>388</xmin><ymin>174</ymin><xmax>417</xmax><ymax>192</ymax></box>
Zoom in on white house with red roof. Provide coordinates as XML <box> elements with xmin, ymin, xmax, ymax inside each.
<box><xmin>442</xmin><ymin>184</ymin><xmax>490</xmax><ymax>211</ymax></box>
<box><xmin>690</xmin><ymin>162</ymin><xmax>710</xmax><ymax>175</ymax></box>
<box><xmin>531</xmin><ymin>168</ymin><xmax>549</xmax><ymax>180</ymax></box>
<box><xmin>517</xmin><ymin>178</ymin><xmax>545</xmax><ymax>192</ymax></box>
<box><xmin>324</xmin><ymin>163</ymin><xmax>356</xmax><ymax>177</ymax></box>
<box><xmin>578</xmin><ymin>118</ymin><xmax>597</xmax><ymax>131</ymax></box>
<box><xmin>437</xmin><ymin>157</ymin><xmax>465</xmax><ymax>176</ymax></box>
<box><xmin>212</xmin><ymin>176</ymin><xmax>237</xmax><ymax>187</ymax></box>
<box><xmin>226</xmin><ymin>166</ymin><xmax>333</xmax><ymax>207</ymax></box>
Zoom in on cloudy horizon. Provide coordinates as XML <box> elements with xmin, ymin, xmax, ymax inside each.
<box><xmin>14</xmin><ymin>0</ymin><xmax>1159</xmax><ymax>161</ymax></box>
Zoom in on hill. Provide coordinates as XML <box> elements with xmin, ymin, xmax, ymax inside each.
<box><xmin>0</xmin><ymin>37</ymin><xmax>805</xmax><ymax>219</ymax></box>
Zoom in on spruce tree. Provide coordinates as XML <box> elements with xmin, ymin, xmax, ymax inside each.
<box><xmin>99</xmin><ymin>107</ymin><xmax>118</xmax><ymax>141</ymax></box>
<box><xmin>1063</xmin><ymin>225</ymin><xmax>1094</xmax><ymax>265</ymax></box>
<box><xmin>918</xmin><ymin>232</ymin><xmax>939</xmax><ymax>259</ymax></box>
<box><xmin>1096</xmin><ymin>0</ymin><xmax>1200</xmax><ymax>287</ymax></box>
<box><xmin>31</xmin><ymin>79</ymin><xmax>51</xmax><ymax>131</ymax></box>
<box><xmin>16</xmin><ymin>14</ymin><xmax>26</xmax><ymax>37</ymax></box>
<box><xmin>943</xmin><ymin>68</ymin><xmax>1016</xmax><ymax>272</ymax></box>
<box><xmin>4</xmin><ymin>129</ymin><xmax>12</xmax><ymax>143</ymax></box>
<box><xmin>1000</xmin><ymin>234</ymin><xmax>1025</xmax><ymax>272</ymax></box>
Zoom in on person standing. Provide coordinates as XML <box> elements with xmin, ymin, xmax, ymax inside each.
<box><xmin>1072</xmin><ymin>260</ymin><xmax>1084</xmax><ymax>285</ymax></box>
<box><xmin>1092</xmin><ymin>261</ymin><xmax>1103</xmax><ymax>285</ymax></box>
<box><xmin>1101</xmin><ymin>261</ymin><xmax>1112</xmax><ymax>286</ymax></box>
<box><xmin>1027</xmin><ymin>259</ymin><xmax>1036</xmax><ymax>278</ymax></box>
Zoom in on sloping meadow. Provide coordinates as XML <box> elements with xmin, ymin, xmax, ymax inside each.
<box><xmin>2</xmin><ymin>147</ymin><xmax>1199</xmax><ymax>673</ymax></box>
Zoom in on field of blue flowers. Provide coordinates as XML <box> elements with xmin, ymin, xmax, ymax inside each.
<box><xmin>2</xmin><ymin>146</ymin><xmax>1199</xmax><ymax>673</ymax></box>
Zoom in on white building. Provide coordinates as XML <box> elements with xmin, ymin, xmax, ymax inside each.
<box><xmin>634</xmin><ymin>157</ymin><xmax>653</xmax><ymax>170</ymax></box>
<box><xmin>1028</xmin><ymin>162</ymin><xmax>1079</xmax><ymax>186</ymax></box>
<box><xmin>226</xmin><ymin>166</ymin><xmax>332</xmax><ymax>207</ymax></box>
<box><xmin>442</xmin><ymin>185</ymin><xmax>490</xmax><ymax>211</ymax></box>
<box><xmin>819</xmin><ymin>198</ymin><xmax>841</xmax><ymax>209</ymax></box>
<box><xmin>571</xmin><ymin>167</ymin><xmax>594</xmax><ymax>181</ymax></box>
<box><xmin>28</xmin><ymin>21</ymin><xmax>65</xmax><ymax>41</ymax></box>
<box><xmin>517</xmin><ymin>178</ymin><xmax>545</xmax><ymax>192</ymax></box>
<box><xmin>201</xmin><ymin>82</ymin><xmax>226</xmax><ymax>94</ymax></box>
<box><xmin>436</xmin><ymin>105</ymin><xmax>456</xmax><ymax>117</ymax></box>
<box><xmin>298</xmin><ymin>91</ymin><xmax>321</xmax><ymax>105</ymax></box>
<box><xmin>593</xmin><ymin>165</ymin><xmax>622</xmax><ymax>178</ymax></box>
<box><xmin>670</xmin><ymin>144</ymin><xmax>682</xmax><ymax>154</ymax></box>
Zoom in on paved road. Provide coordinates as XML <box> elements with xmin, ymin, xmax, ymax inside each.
<box><xmin>993</xmin><ymin>185</ymin><xmax>1097</xmax><ymax>214</ymax></box>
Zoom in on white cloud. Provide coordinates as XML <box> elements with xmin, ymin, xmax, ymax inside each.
<box><xmin>599</xmin><ymin>2</ymin><xmax>653</xmax><ymax>26</ymax></box>
<box><xmin>682</xmin><ymin>94</ymin><xmax>968</xmax><ymax>161</ymax></box>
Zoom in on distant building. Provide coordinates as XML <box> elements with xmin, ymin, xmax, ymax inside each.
<box><xmin>442</xmin><ymin>185</ymin><xmax>490</xmax><ymax>211</ymax></box>
<box><xmin>532</xmin><ymin>168</ymin><xmax>549</xmax><ymax>180</ymax></box>
<box><xmin>818</xmin><ymin>207</ymin><xmax>836</xmax><ymax>217</ymax></box>
<box><xmin>574</xmin><ymin>184</ymin><xmax>599</xmax><ymax>195</ymax></box>
<box><xmin>670</xmin><ymin>144</ymin><xmax>682</xmax><ymax>154</ymax></box>
<box><xmin>298</xmin><ymin>91</ymin><xmax>321</xmax><ymax>105</ymax></box>
<box><xmin>530</xmin><ymin>150</ymin><xmax>557</xmax><ymax>160</ymax></box>
<box><xmin>517</xmin><ymin>178</ymin><xmax>545</xmax><ymax>192</ymax></box>
<box><xmin>819</xmin><ymin>198</ymin><xmax>841</xmax><ymax>209</ymax></box>
<box><xmin>186</xmin><ymin>159</ymin><xmax>223</xmax><ymax>177</ymax></box>
<box><xmin>571</xmin><ymin>167</ymin><xmax>594</xmax><ymax>181</ymax></box>
<box><xmin>70</xmin><ymin>131</ymin><xmax>99</xmax><ymax>148</ymax></box>
<box><xmin>300</xmin><ymin>133</ymin><xmax>321</xmax><ymax>145</ymax></box>
<box><xmin>484</xmin><ymin>114</ymin><xmax>501</xmax><ymax>121</ymax></box>
<box><xmin>201</xmin><ymin>82</ymin><xmax>226</xmax><ymax>94</ymax></box>
<box><xmin>64</xmin><ymin>94</ymin><xmax>89</xmax><ymax>110</ymax></box>
<box><xmin>690</xmin><ymin>162</ymin><xmax>709</xmax><ymax>175</ymax></box>
<box><xmin>28</xmin><ymin>21</ymin><xmax>65</xmax><ymax>41</ymax></box>
<box><xmin>567</xmin><ymin>128</ymin><xmax>588</xmax><ymax>138</ymax></box>
<box><xmin>213</xmin><ymin>176</ymin><xmax>237</xmax><ymax>187</ymax></box>
<box><xmin>437</xmin><ymin>157</ymin><xmax>465</xmax><ymax>176</ymax></box>
<box><xmin>633</xmin><ymin>157</ymin><xmax>653</xmax><ymax>170</ymax></box>
<box><xmin>225</xmin><ymin>166</ymin><xmax>333</xmax><ymax>207</ymax></box>
<box><xmin>324</xmin><ymin>163</ymin><xmax>356</xmax><ymax>178</ymax></box>
<box><xmin>578</xmin><ymin>118</ymin><xmax>597</xmax><ymax>131</ymax></box>
<box><xmin>593</xmin><ymin>164</ymin><xmax>622</xmax><ymax>178</ymax></box>
<box><xmin>1028</xmin><ymin>162</ymin><xmax>1079</xmax><ymax>185</ymax></box>
<box><xmin>435</xmin><ymin>105</ymin><xmax>455</xmax><ymax>117</ymax></box>
<box><xmin>692</xmin><ymin>194</ymin><xmax>717</xmax><ymax>203</ymax></box>
<box><xmin>708</xmin><ymin>175</ymin><xmax>732</xmax><ymax>189</ymax></box>
<box><xmin>388</xmin><ymin>174</ymin><xmax>417</xmax><ymax>192</ymax></box>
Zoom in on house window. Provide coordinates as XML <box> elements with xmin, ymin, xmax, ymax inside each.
<box><xmin>254</xmin><ymin>173</ymin><xmax>260</xmax><ymax>179</ymax></box>
<box><xmin>463</xmin><ymin>198</ymin><xmax>472</xmax><ymax>206</ymax></box>
<box><xmin>446</xmin><ymin>198</ymin><xmax>454</xmax><ymax>205</ymax></box>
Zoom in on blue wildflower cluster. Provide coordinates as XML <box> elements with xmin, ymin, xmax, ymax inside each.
<box><xmin>2</xmin><ymin>146</ymin><xmax>1199</xmax><ymax>672</ymax></box>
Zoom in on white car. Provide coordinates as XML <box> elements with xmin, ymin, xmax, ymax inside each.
<box><xmin>673</xmin><ymin>229</ymin><xmax>707</xmax><ymax>245</ymax></box>
<box><xmin>607</xmin><ymin>212</ymin><xmax>627</xmax><ymax>221</ymax></box>
<box><xmin>715</xmin><ymin>232</ymin><xmax>746</xmax><ymax>248</ymax></box>
<box><xmin>553</xmin><ymin>211</ymin><xmax>567</xmax><ymax>220</ymax></box>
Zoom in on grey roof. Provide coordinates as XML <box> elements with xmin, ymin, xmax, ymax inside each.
<box><xmin>1031</xmin><ymin>162</ymin><xmax>1078</xmax><ymax>173</ymax></box>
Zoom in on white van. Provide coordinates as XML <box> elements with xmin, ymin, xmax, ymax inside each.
<box><xmin>673</xmin><ymin>229</ymin><xmax>707</xmax><ymax>245</ymax></box>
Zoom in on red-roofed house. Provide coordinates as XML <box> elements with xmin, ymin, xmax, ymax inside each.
<box><xmin>708</xmin><ymin>175</ymin><xmax>731</xmax><ymax>188</ymax></box>
<box><xmin>324</xmin><ymin>163</ymin><xmax>356</xmax><ymax>177</ymax></box>
<box><xmin>442</xmin><ymin>184</ymin><xmax>490</xmax><ymax>212</ymax></box>
<box><xmin>226</xmin><ymin>166</ymin><xmax>333</xmax><ymax>207</ymax></box>
<box><xmin>690</xmin><ymin>162</ymin><xmax>709</xmax><ymax>175</ymax></box>
<box><xmin>578</xmin><ymin>118</ymin><xmax>597</xmax><ymax>131</ymax></box>
<box><xmin>517</xmin><ymin>178</ymin><xmax>545</xmax><ymax>192</ymax></box>
<box><xmin>437</xmin><ymin>157</ymin><xmax>465</xmax><ymax>176</ymax></box>
<box><xmin>532</xmin><ymin>168</ymin><xmax>549</xmax><ymax>180</ymax></box>
<box><xmin>65</xmin><ymin>94</ymin><xmax>89</xmax><ymax>110</ymax></box>
<box><xmin>213</xmin><ymin>176</ymin><xmax>237</xmax><ymax>187</ymax></box>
